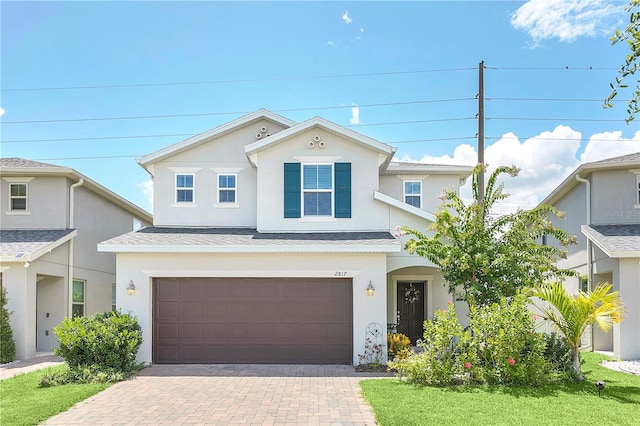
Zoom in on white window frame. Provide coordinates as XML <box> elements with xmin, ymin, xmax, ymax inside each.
<box><xmin>175</xmin><ymin>173</ymin><xmax>195</xmax><ymax>204</ymax></box>
<box><xmin>72</xmin><ymin>279</ymin><xmax>85</xmax><ymax>318</ymax></box>
<box><xmin>112</xmin><ymin>283</ymin><xmax>117</xmax><ymax>311</ymax></box>
<box><xmin>9</xmin><ymin>183</ymin><xmax>28</xmax><ymax>211</ymax></box>
<box><xmin>403</xmin><ymin>180</ymin><xmax>422</xmax><ymax>209</ymax></box>
<box><xmin>217</xmin><ymin>173</ymin><xmax>238</xmax><ymax>206</ymax></box>
<box><xmin>302</xmin><ymin>163</ymin><xmax>334</xmax><ymax>218</ymax></box>
<box><xmin>3</xmin><ymin>177</ymin><xmax>34</xmax><ymax>215</ymax></box>
<box><xmin>636</xmin><ymin>174</ymin><xmax>640</xmax><ymax>208</ymax></box>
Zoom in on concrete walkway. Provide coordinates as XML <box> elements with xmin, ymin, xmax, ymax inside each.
<box><xmin>0</xmin><ymin>354</ymin><xmax>64</xmax><ymax>380</ymax></box>
<box><xmin>42</xmin><ymin>364</ymin><xmax>390</xmax><ymax>425</ymax></box>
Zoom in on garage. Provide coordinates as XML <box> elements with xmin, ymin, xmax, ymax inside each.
<box><xmin>153</xmin><ymin>277</ymin><xmax>353</xmax><ymax>364</ymax></box>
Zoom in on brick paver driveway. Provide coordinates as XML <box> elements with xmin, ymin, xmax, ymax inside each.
<box><xmin>44</xmin><ymin>364</ymin><xmax>390</xmax><ymax>425</ymax></box>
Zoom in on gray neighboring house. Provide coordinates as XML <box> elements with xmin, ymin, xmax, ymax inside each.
<box><xmin>0</xmin><ymin>158</ymin><xmax>152</xmax><ymax>360</ymax></box>
<box><xmin>541</xmin><ymin>152</ymin><xmax>640</xmax><ymax>360</ymax></box>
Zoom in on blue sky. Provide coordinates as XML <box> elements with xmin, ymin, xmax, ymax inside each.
<box><xmin>1</xmin><ymin>1</ymin><xmax>639</xmax><ymax>213</ymax></box>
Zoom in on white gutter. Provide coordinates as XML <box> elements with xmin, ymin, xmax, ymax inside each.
<box><xmin>575</xmin><ymin>174</ymin><xmax>592</xmax><ymax>349</ymax></box>
<box><xmin>68</xmin><ymin>178</ymin><xmax>84</xmax><ymax>317</ymax></box>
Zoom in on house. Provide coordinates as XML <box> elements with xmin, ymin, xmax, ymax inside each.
<box><xmin>0</xmin><ymin>158</ymin><xmax>152</xmax><ymax>360</ymax></box>
<box><xmin>98</xmin><ymin>109</ymin><xmax>473</xmax><ymax>365</ymax></box>
<box><xmin>540</xmin><ymin>152</ymin><xmax>640</xmax><ymax>360</ymax></box>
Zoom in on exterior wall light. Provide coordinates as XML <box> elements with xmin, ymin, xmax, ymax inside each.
<box><xmin>595</xmin><ymin>380</ymin><xmax>605</xmax><ymax>397</ymax></box>
<box><xmin>366</xmin><ymin>281</ymin><xmax>375</xmax><ymax>296</ymax></box>
<box><xmin>127</xmin><ymin>280</ymin><xmax>136</xmax><ymax>296</ymax></box>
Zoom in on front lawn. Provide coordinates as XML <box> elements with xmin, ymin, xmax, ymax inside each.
<box><xmin>361</xmin><ymin>352</ymin><xmax>640</xmax><ymax>425</ymax></box>
<box><xmin>0</xmin><ymin>365</ymin><xmax>112</xmax><ymax>426</ymax></box>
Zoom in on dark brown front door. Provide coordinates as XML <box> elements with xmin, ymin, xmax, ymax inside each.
<box><xmin>153</xmin><ymin>277</ymin><xmax>353</xmax><ymax>364</ymax></box>
<box><xmin>397</xmin><ymin>281</ymin><xmax>425</xmax><ymax>344</ymax></box>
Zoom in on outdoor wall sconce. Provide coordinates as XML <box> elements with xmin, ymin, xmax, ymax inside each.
<box><xmin>595</xmin><ymin>380</ymin><xmax>605</xmax><ymax>397</ymax></box>
<box><xmin>127</xmin><ymin>280</ymin><xmax>136</xmax><ymax>296</ymax></box>
<box><xmin>366</xmin><ymin>281</ymin><xmax>375</xmax><ymax>296</ymax></box>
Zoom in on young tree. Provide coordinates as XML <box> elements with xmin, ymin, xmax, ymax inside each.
<box><xmin>604</xmin><ymin>0</ymin><xmax>640</xmax><ymax>123</ymax></box>
<box><xmin>400</xmin><ymin>165</ymin><xmax>577</xmax><ymax>307</ymax></box>
<box><xmin>0</xmin><ymin>287</ymin><xmax>16</xmax><ymax>364</ymax></box>
<box><xmin>532</xmin><ymin>282</ymin><xmax>624</xmax><ymax>381</ymax></box>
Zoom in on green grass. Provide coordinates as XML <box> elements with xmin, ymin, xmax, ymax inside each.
<box><xmin>0</xmin><ymin>365</ymin><xmax>112</xmax><ymax>426</ymax></box>
<box><xmin>360</xmin><ymin>352</ymin><xmax>640</xmax><ymax>426</ymax></box>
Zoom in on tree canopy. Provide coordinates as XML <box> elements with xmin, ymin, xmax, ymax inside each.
<box><xmin>604</xmin><ymin>0</ymin><xmax>640</xmax><ymax>123</ymax></box>
<box><xmin>400</xmin><ymin>165</ymin><xmax>577</xmax><ymax>307</ymax></box>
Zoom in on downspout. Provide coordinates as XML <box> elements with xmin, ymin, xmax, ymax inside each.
<box><xmin>575</xmin><ymin>174</ymin><xmax>592</xmax><ymax>349</ymax></box>
<box><xmin>68</xmin><ymin>178</ymin><xmax>84</xmax><ymax>317</ymax></box>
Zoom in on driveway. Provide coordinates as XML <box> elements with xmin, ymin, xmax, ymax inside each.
<box><xmin>43</xmin><ymin>364</ymin><xmax>390</xmax><ymax>425</ymax></box>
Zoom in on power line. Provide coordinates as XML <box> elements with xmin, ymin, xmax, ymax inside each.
<box><xmin>0</xmin><ymin>98</ymin><xmax>475</xmax><ymax>125</ymax></box>
<box><xmin>487</xmin><ymin>97</ymin><xmax>627</xmax><ymax>102</ymax></box>
<box><xmin>1</xmin><ymin>68</ymin><xmax>476</xmax><ymax>92</ymax></box>
<box><xmin>488</xmin><ymin>117</ymin><xmax>627</xmax><ymax>122</ymax></box>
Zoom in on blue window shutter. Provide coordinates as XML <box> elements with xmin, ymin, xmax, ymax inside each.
<box><xmin>284</xmin><ymin>163</ymin><xmax>301</xmax><ymax>218</ymax></box>
<box><xmin>334</xmin><ymin>162</ymin><xmax>351</xmax><ymax>218</ymax></box>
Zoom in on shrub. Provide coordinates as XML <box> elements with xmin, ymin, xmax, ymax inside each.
<box><xmin>54</xmin><ymin>310</ymin><xmax>142</xmax><ymax>372</ymax></box>
<box><xmin>542</xmin><ymin>332</ymin><xmax>574</xmax><ymax>380</ymax></box>
<box><xmin>39</xmin><ymin>364</ymin><xmax>129</xmax><ymax>387</ymax></box>
<box><xmin>0</xmin><ymin>287</ymin><xmax>16</xmax><ymax>364</ymax></box>
<box><xmin>387</xmin><ymin>333</ymin><xmax>412</xmax><ymax>360</ymax></box>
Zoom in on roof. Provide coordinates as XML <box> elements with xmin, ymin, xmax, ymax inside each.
<box><xmin>98</xmin><ymin>227</ymin><xmax>401</xmax><ymax>254</ymax></box>
<box><xmin>0</xmin><ymin>157</ymin><xmax>152</xmax><ymax>222</ymax></box>
<box><xmin>0</xmin><ymin>229</ymin><xmax>77</xmax><ymax>263</ymax></box>
<box><xmin>373</xmin><ymin>191</ymin><xmax>436</xmax><ymax>222</ymax></box>
<box><xmin>383</xmin><ymin>161</ymin><xmax>473</xmax><ymax>176</ymax></box>
<box><xmin>244</xmin><ymin>116</ymin><xmax>397</xmax><ymax>169</ymax></box>
<box><xmin>137</xmin><ymin>109</ymin><xmax>297</xmax><ymax>168</ymax></box>
<box><xmin>541</xmin><ymin>152</ymin><xmax>640</xmax><ymax>206</ymax></box>
<box><xmin>581</xmin><ymin>224</ymin><xmax>640</xmax><ymax>258</ymax></box>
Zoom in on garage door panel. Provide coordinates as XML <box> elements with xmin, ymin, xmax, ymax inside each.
<box><xmin>154</xmin><ymin>277</ymin><xmax>352</xmax><ymax>364</ymax></box>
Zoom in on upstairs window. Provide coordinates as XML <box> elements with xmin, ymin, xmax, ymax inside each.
<box><xmin>218</xmin><ymin>174</ymin><xmax>237</xmax><ymax>204</ymax></box>
<box><xmin>404</xmin><ymin>181</ymin><xmax>422</xmax><ymax>208</ymax></box>
<box><xmin>636</xmin><ymin>174</ymin><xmax>640</xmax><ymax>206</ymax></box>
<box><xmin>10</xmin><ymin>183</ymin><xmax>28</xmax><ymax>211</ymax></box>
<box><xmin>175</xmin><ymin>174</ymin><xmax>194</xmax><ymax>203</ymax></box>
<box><xmin>111</xmin><ymin>283</ymin><xmax>117</xmax><ymax>311</ymax></box>
<box><xmin>303</xmin><ymin>164</ymin><xmax>332</xmax><ymax>216</ymax></box>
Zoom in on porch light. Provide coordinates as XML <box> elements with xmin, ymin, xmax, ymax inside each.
<box><xmin>595</xmin><ymin>380</ymin><xmax>605</xmax><ymax>397</ymax></box>
<box><xmin>366</xmin><ymin>281</ymin><xmax>375</xmax><ymax>296</ymax></box>
<box><xmin>127</xmin><ymin>280</ymin><xmax>136</xmax><ymax>296</ymax></box>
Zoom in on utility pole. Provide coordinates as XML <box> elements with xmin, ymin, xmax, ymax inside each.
<box><xmin>477</xmin><ymin>60</ymin><xmax>485</xmax><ymax>203</ymax></box>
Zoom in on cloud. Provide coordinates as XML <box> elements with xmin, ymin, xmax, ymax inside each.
<box><xmin>350</xmin><ymin>105</ymin><xmax>360</xmax><ymax>124</ymax></box>
<box><xmin>511</xmin><ymin>0</ymin><xmax>623</xmax><ymax>43</ymax></box>
<box><xmin>326</xmin><ymin>41</ymin><xmax>336</xmax><ymax>48</ymax></box>
<box><xmin>0</xmin><ymin>107</ymin><xmax>5</xmax><ymax>117</ymax></box>
<box><xmin>402</xmin><ymin>125</ymin><xmax>639</xmax><ymax>214</ymax></box>
<box><xmin>138</xmin><ymin>179</ymin><xmax>154</xmax><ymax>212</ymax></box>
<box><xmin>342</xmin><ymin>11</ymin><xmax>352</xmax><ymax>24</ymax></box>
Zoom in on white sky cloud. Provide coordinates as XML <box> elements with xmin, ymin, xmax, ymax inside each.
<box><xmin>342</xmin><ymin>11</ymin><xmax>352</xmax><ymax>24</ymax></box>
<box><xmin>0</xmin><ymin>107</ymin><xmax>5</xmax><ymax>117</ymax></box>
<box><xmin>511</xmin><ymin>0</ymin><xmax>622</xmax><ymax>43</ymax></box>
<box><xmin>350</xmin><ymin>105</ymin><xmax>360</xmax><ymax>124</ymax></box>
<box><xmin>138</xmin><ymin>179</ymin><xmax>154</xmax><ymax>213</ymax></box>
<box><xmin>402</xmin><ymin>125</ymin><xmax>639</xmax><ymax>213</ymax></box>
<box><xmin>326</xmin><ymin>41</ymin><xmax>336</xmax><ymax>48</ymax></box>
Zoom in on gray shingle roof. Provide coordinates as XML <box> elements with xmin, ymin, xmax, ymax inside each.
<box><xmin>582</xmin><ymin>224</ymin><xmax>640</xmax><ymax>258</ymax></box>
<box><xmin>99</xmin><ymin>227</ymin><xmax>400</xmax><ymax>253</ymax></box>
<box><xmin>586</xmin><ymin>152</ymin><xmax>640</xmax><ymax>166</ymax></box>
<box><xmin>0</xmin><ymin>157</ymin><xmax>65</xmax><ymax>169</ymax></box>
<box><xmin>0</xmin><ymin>229</ymin><xmax>76</xmax><ymax>259</ymax></box>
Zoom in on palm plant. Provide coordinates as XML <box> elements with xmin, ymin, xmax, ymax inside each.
<box><xmin>532</xmin><ymin>282</ymin><xmax>624</xmax><ymax>381</ymax></box>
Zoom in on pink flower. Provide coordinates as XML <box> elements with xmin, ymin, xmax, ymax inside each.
<box><xmin>507</xmin><ymin>357</ymin><xmax>516</xmax><ymax>365</ymax></box>
<box><xmin>394</xmin><ymin>225</ymin><xmax>401</xmax><ymax>232</ymax></box>
<box><xmin>532</xmin><ymin>315</ymin><xmax>539</xmax><ymax>321</ymax></box>
<box><xmin>464</xmin><ymin>362</ymin><xmax>471</xmax><ymax>370</ymax></box>
<box><xmin>394</xmin><ymin>232</ymin><xmax>400</xmax><ymax>238</ymax></box>
<box><xmin>447</xmin><ymin>301</ymin><xmax>453</xmax><ymax>305</ymax></box>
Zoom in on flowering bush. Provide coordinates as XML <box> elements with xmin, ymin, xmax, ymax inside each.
<box><xmin>387</xmin><ymin>333</ymin><xmax>412</xmax><ymax>360</ymax></box>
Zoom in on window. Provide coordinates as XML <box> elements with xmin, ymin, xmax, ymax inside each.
<box><xmin>404</xmin><ymin>181</ymin><xmax>422</xmax><ymax>208</ymax></box>
<box><xmin>175</xmin><ymin>174</ymin><xmax>194</xmax><ymax>203</ymax></box>
<box><xmin>10</xmin><ymin>183</ymin><xmax>27</xmax><ymax>211</ymax></box>
<box><xmin>72</xmin><ymin>280</ymin><xmax>85</xmax><ymax>318</ymax></box>
<box><xmin>580</xmin><ymin>277</ymin><xmax>589</xmax><ymax>293</ymax></box>
<box><xmin>111</xmin><ymin>283</ymin><xmax>117</xmax><ymax>311</ymax></box>
<box><xmin>303</xmin><ymin>164</ymin><xmax>332</xmax><ymax>216</ymax></box>
<box><xmin>636</xmin><ymin>174</ymin><xmax>640</xmax><ymax>206</ymax></box>
<box><xmin>218</xmin><ymin>174</ymin><xmax>237</xmax><ymax>204</ymax></box>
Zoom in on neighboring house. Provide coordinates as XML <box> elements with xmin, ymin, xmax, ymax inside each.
<box><xmin>541</xmin><ymin>152</ymin><xmax>640</xmax><ymax>360</ymax></box>
<box><xmin>99</xmin><ymin>109</ymin><xmax>472</xmax><ymax>365</ymax></box>
<box><xmin>0</xmin><ymin>158</ymin><xmax>152</xmax><ymax>360</ymax></box>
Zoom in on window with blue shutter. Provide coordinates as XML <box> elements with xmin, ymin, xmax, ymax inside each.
<box><xmin>284</xmin><ymin>163</ymin><xmax>301</xmax><ymax>218</ymax></box>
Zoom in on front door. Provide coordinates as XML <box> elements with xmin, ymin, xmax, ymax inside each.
<box><xmin>397</xmin><ymin>281</ymin><xmax>425</xmax><ymax>344</ymax></box>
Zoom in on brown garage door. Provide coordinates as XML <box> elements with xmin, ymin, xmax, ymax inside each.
<box><xmin>153</xmin><ymin>277</ymin><xmax>353</xmax><ymax>364</ymax></box>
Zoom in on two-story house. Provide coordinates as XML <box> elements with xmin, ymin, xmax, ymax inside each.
<box><xmin>99</xmin><ymin>109</ymin><xmax>472</xmax><ymax>365</ymax></box>
<box><xmin>0</xmin><ymin>158</ymin><xmax>152</xmax><ymax>360</ymax></box>
<box><xmin>540</xmin><ymin>152</ymin><xmax>640</xmax><ymax>360</ymax></box>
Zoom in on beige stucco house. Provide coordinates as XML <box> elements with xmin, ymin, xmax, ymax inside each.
<box><xmin>99</xmin><ymin>109</ymin><xmax>472</xmax><ymax>365</ymax></box>
<box><xmin>0</xmin><ymin>158</ymin><xmax>152</xmax><ymax>360</ymax></box>
<box><xmin>541</xmin><ymin>152</ymin><xmax>640</xmax><ymax>360</ymax></box>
